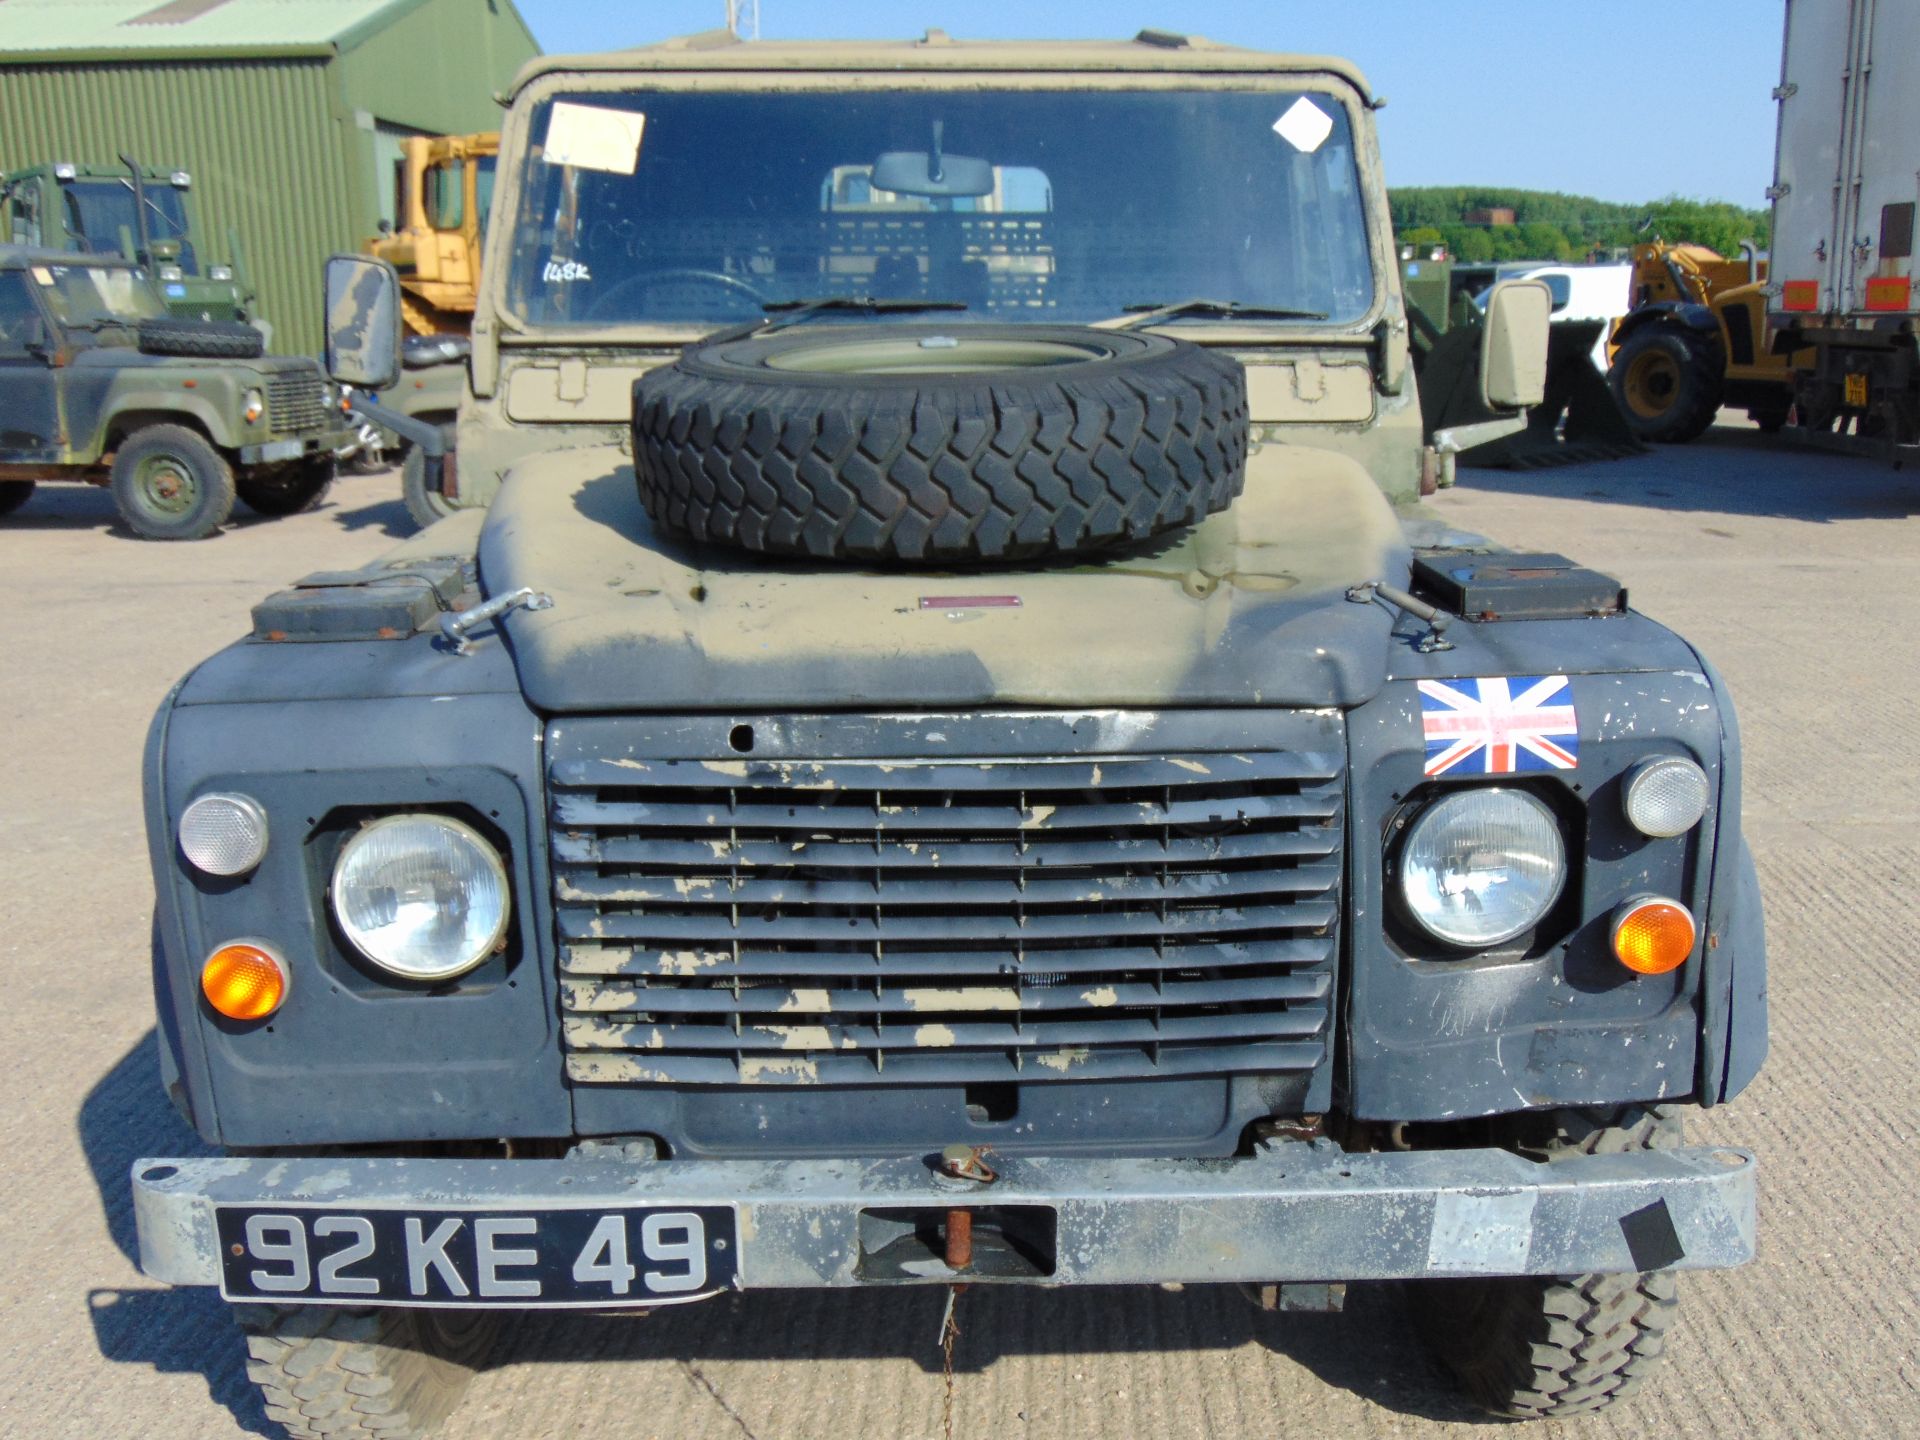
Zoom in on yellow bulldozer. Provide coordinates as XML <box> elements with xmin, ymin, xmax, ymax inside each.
<box><xmin>1608</xmin><ymin>239</ymin><xmax>1800</xmax><ymax>441</ymax></box>
<box><xmin>367</xmin><ymin>131</ymin><xmax>497</xmax><ymax>337</ymax></box>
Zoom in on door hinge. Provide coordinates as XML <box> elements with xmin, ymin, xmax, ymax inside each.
<box><xmin>1766</xmin><ymin>183</ymin><xmax>1791</xmax><ymax>201</ymax></box>
<box><xmin>1772</xmin><ymin>82</ymin><xmax>1798</xmax><ymax>100</ymax></box>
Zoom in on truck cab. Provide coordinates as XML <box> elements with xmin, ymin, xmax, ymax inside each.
<box><xmin>131</xmin><ymin>32</ymin><xmax>1765</xmax><ymax>1439</ymax></box>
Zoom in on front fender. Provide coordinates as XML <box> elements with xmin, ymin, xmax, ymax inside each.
<box><xmin>1614</xmin><ymin>302</ymin><xmax>1720</xmax><ymax>348</ymax></box>
<box><xmin>99</xmin><ymin>387</ymin><xmax>249</xmax><ymax>451</ymax></box>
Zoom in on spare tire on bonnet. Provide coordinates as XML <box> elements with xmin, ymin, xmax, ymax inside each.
<box><xmin>137</xmin><ymin>316</ymin><xmax>266</xmax><ymax>360</ymax></box>
<box><xmin>631</xmin><ymin>325</ymin><xmax>1248</xmax><ymax>564</ymax></box>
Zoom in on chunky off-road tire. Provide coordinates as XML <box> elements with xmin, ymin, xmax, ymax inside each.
<box><xmin>109</xmin><ymin>424</ymin><xmax>235</xmax><ymax>540</ymax></box>
<box><xmin>1410</xmin><ymin>1105</ymin><xmax>1683</xmax><ymax>1419</ymax></box>
<box><xmin>632</xmin><ymin>325</ymin><xmax>1248</xmax><ymax>564</ymax></box>
<box><xmin>237</xmin><ymin>457</ymin><xmax>335</xmax><ymax>516</ymax></box>
<box><xmin>239</xmin><ymin>1304</ymin><xmax>497</xmax><ymax>1440</ymax></box>
<box><xmin>1610</xmin><ymin>326</ymin><xmax>1723</xmax><ymax>443</ymax></box>
<box><xmin>136</xmin><ymin>315</ymin><xmax>266</xmax><ymax>360</ymax></box>
<box><xmin>0</xmin><ymin>479</ymin><xmax>33</xmax><ymax>517</ymax></box>
<box><xmin>400</xmin><ymin>421</ymin><xmax>460</xmax><ymax>531</ymax></box>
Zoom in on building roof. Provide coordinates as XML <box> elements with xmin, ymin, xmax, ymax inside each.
<box><xmin>510</xmin><ymin>30</ymin><xmax>1373</xmax><ymax>103</ymax></box>
<box><xmin>0</xmin><ymin>0</ymin><xmax>452</xmax><ymax>62</ymax></box>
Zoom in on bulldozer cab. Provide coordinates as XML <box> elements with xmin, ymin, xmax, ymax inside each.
<box><xmin>370</xmin><ymin>132</ymin><xmax>498</xmax><ymax>336</ymax></box>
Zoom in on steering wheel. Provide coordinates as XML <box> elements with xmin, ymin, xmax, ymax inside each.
<box><xmin>584</xmin><ymin>269</ymin><xmax>766</xmax><ymax>321</ymax></box>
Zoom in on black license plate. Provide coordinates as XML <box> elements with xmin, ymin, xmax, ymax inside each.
<box><xmin>214</xmin><ymin>1203</ymin><xmax>737</xmax><ymax>1308</ymax></box>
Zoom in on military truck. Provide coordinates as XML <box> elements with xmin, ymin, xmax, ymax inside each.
<box><xmin>0</xmin><ymin>247</ymin><xmax>346</xmax><ymax>538</ymax></box>
<box><xmin>1</xmin><ymin>160</ymin><xmax>262</xmax><ymax>333</ymax></box>
<box><xmin>130</xmin><ymin>31</ymin><xmax>1766</xmax><ymax>1438</ymax></box>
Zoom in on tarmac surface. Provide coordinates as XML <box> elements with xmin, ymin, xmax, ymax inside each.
<box><xmin>1</xmin><ymin>424</ymin><xmax>1915</xmax><ymax>1439</ymax></box>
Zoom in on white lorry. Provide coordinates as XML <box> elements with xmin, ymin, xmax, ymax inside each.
<box><xmin>1769</xmin><ymin>0</ymin><xmax>1920</xmax><ymax>451</ymax></box>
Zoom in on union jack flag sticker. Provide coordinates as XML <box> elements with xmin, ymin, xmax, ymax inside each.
<box><xmin>1418</xmin><ymin>675</ymin><xmax>1579</xmax><ymax>777</ymax></box>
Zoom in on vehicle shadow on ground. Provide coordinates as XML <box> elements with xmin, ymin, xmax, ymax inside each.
<box><xmin>73</xmin><ymin>1033</ymin><xmax>1483</xmax><ymax>1429</ymax></box>
<box><xmin>1458</xmin><ymin>422</ymin><xmax>1919</xmax><ymax>523</ymax></box>
<box><xmin>491</xmin><ymin>1264</ymin><xmax>1485</xmax><ymax>1425</ymax></box>
<box><xmin>2</xmin><ymin>474</ymin><xmax>415</xmax><ymax>539</ymax></box>
<box><xmin>78</xmin><ymin>1031</ymin><xmax>275</xmax><ymax>1436</ymax></box>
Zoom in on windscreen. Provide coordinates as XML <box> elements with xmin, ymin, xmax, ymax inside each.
<box><xmin>35</xmin><ymin>263</ymin><xmax>168</xmax><ymax>327</ymax></box>
<box><xmin>62</xmin><ymin>180</ymin><xmax>196</xmax><ymax>271</ymax></box>
<box><xmin>504</xmin><ymin>88</ymin><xmax>1375</xmax><ymax>328</ymax></box>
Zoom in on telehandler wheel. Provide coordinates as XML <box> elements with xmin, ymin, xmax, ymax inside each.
<box><xmin>238</xmin><ymin>1303</ymin><xmax>498</xmax><ymax>1440</ymax></box>
<box><xmin>109</xmin><ymin>424</ymin><xmax>235</xmax><ymax>540</ymax></box>
<box><xmin>237</xmin><ymin>457</ymin><xmax>335</xmax><ymax>516</ymax></box>
<box><xmin>1610</xmin><ymin>327</ymin><xmax>1724</xmax><ymax>443</ymax></box>
<box><xmin>0</xmin><ymin>479</ymin><xmax>33</xmax><ymax>517</ymax></box>
<box><xmin>633</xmin><ymin>325</ymin><xmax>1248</xmax><ymax>564</ymax></box>
<box><xmin>1408</xmin><ymin>1105</ymin><xmax>1682</xmax><ymax>1419</ymax></box>
<box><xmin>400</xmin><ymin>422</ymin><xmax>460</xmax><ymax>531</ymax></box>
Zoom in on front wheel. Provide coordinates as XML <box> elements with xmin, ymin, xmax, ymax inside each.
<box><xmin>0</xmin><ymin>479</ymin><xmax>33</xmax><ymax>517</ymax></box>
<box><xmin>1610</xmin><ymin>326</ymin><xmax>1724</xmax><ymax>443</ymax></box>
<box><xmin>109</xmin><ymin>424</ymin><xmax>235</xmax><ymax>540</ymax></box>
<box><xmin>1409</xmin><ymin>1105</ymin><xmax>1683</xmax><ymax>1418</ymax></box>
<box><xmin>240</xmin><ymin>1304</ymin><xmax>497</xmax><ymax>1440</ymax></box>
<box><xmin>237</xmin><ymin>457</ymin><xmax>335</xmax><ymax>516</ymax></box>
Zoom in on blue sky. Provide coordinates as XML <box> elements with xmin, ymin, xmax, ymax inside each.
<box><xmin>510</xmin><ymin>1</ymin><xmax>1785</xmax><ymax>207</ymax></box>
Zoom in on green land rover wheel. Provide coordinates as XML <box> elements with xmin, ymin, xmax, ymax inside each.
<box><xmin>0</xmin><ymin>479</ymin><xmax>33</xmax><ymax>517</ymax></box>
<box><xmin>109</xmin><ymin>425</ymin><xmax>236</xmax><ymax>541</ymax></box>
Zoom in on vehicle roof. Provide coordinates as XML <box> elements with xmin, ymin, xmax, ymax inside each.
<box><xmin>508</xmin><ymin>29</ymin><xmax>1375</xmax><ymax>102</ymax></box>
<box><xmin>0</xmin><ymin>244</ymin><xmax>140</xmax><ymax>271</ymax></box>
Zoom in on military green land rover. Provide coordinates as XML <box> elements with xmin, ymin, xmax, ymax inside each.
<box><xmin>132</xmin><ymin>31</ymin><xmax>1766</xmax><ymax>1437</ymax></box>
<box><xmin>0</xmin><ymin>247</ymin><xmax>346</xmax><ymax>538</ymax></box>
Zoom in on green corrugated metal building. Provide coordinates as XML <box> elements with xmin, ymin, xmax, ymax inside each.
<box><xmin>0</xmin><ymin>0</ymin><xmax>539</xmax><ymax>353</ymax></box>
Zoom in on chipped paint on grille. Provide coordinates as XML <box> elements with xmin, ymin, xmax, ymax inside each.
<box><xmin>914</xmin><ymin>1024</ymin><xmax>958</xmax><ymax>1048</ymax></box>
<box><xmin>780</xmin><ymin>988</ymin><xmax>834</xmax><ymax>1012</ymax></box>
<box><xmin>741</xmin><ymin>1056</ymin><xmax>821</xmax><ymax>1084</ymax></box>
<box><xmin>902</xmin><ymin>987</ymin><xmax>1021</xmax><ymax>1012</ymax></box>
<box><xmin>1035</xmin><ymin>1047</ymin><xmax>1094</xmax><ymax>1072</ymax></box>
<box><xmin>1081</xmin><ymin>986</ymin><xmax>1119</xmax><ymax>1008</ymax></box>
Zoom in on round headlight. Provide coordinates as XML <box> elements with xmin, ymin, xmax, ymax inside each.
<box><xmin>179</xmin><ymin>792</ymin><xmax>269</xmax><ymax>876</ymax></box>
<box><xmin>1623</xmin><ymin>756</ymin><xmax>1710</xmax><ymax>837</ymax></box>
<box><xmin>331</xmin><ymin>814</ymin><xmax>509</xmax><ymax>980</ymax></box>
<box><xmin>1399</xmin><ymin>788</ymin><xmax>1566</xmax><ymax>948</ymax></box>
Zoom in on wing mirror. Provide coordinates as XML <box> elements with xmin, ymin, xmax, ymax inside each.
<box><xmin>1480</xmin><ymin>279</ymin><xmax>1551</xmax><ymax>412</ymax></box>
<box><xmin>323</xmin><ymin>254</ymin><xmax>401</xmax><ymax>390</ymax></box>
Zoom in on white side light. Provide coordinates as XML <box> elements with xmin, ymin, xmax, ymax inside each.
<box><xmin>1623</xmin><ymin>757</ymin><xmax>1710</xmax><ymax>838</ymax></box>
<box><xmin>179</xmin><ymin>793</ymin><xmax>270</xmax><ymax>876</ymax></box>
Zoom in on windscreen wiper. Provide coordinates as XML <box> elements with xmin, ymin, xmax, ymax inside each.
<box><xmin>1112</xmin><ymin>298</ymin><xmax>1329</xmax><ymax>329</ymax></box>
<box><xmin>708</xmin><ymin>294</ymin><xmax>969</xmax><ymax>344</ymax></box>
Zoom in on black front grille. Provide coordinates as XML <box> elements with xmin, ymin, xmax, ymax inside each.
<box><xmin>266</xmin><ymin>372</ymin><xmax>329</xmax><ymax>434</ymax></box>
<box><xmin>548</xmin><ymin>731</ymin><xmax>1344</xmax><ymax>1088</ymax></box>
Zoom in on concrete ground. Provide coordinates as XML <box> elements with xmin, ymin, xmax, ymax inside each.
<box><xmin>0</xmin><ymin>425</ymin><xmax>1914</xmax><ymax>1439</ymax></box>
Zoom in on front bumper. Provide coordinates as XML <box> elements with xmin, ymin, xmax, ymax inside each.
<box><xmin>133</xmin><ymin>1141</ymin><xmax>1755</xmax><ymax>1291</ymax></box>
<box><xmin>237</xmin><ymin>431</ymin><xmax>348</xmax><ymax>465</ymax></box>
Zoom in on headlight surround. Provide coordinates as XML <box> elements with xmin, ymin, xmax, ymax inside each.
<box><xmin>330</xmin><ymin>813</ymin><xmax>510</xmax><ymax>981</ymax></box>
<box><xmin>1623</xmin><ymin>755</ymin><xmax>1710</xmax><ymax>837</ymax></box>
<box><xmin>1398</xmin><ymin>788</ymin><xmax>1567</xmax><ymax>949</ymax></box>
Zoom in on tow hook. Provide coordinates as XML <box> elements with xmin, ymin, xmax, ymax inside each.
<box><xmin>934</xmin><ymin>1144</ymin><xmax>996</xmax><ymax>1273</ymax></box>
<box><xmin>439</xmin><ymin>586</ymin><xmax>553</xmax><ymax>655</ymax></box>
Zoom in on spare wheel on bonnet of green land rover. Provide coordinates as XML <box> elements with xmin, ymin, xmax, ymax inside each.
<box><xmin>632</xmin><ymin>324</ymin><xmax>1248</xmax><ymax>562</ymax></box>
<box><xmin>136</xmin><ymin>316</ymin><xmax>267</xmax><ymax>361</ymax></box>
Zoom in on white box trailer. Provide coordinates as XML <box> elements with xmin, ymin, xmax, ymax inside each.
<box><xmin>1769</xmin><ymin>0</ymin><xmax>1920</xmax><ymax>447</ymax></box>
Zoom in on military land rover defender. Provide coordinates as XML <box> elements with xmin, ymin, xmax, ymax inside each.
<box><xmin>131</xmin><ymin>32</ymin><xmax>1766</xmax><ymax>1437</ymax></box>
<box><xmin>0</xmin><ymin>247</ymin><xmax>345</xmax><ymax>537</ymax></box>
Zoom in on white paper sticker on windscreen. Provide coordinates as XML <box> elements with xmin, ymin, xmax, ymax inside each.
<box><xmin>1273</xmin><ymin>97</ymin><xmax>1334</xmax><ymax>154</ymax></box>
<box><xmin>544</xmin><ymin>102</ymin><xmax>646</xmax><ymax>175</ymax></box>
